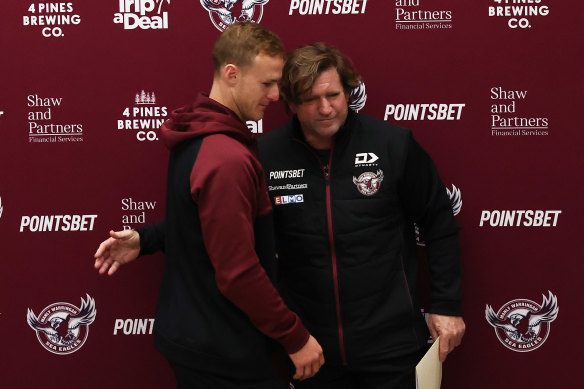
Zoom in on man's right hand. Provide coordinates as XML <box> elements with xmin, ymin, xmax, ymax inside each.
<box><xmin>288</xmin><ymin>335</ymin><xmax>325</xmax><ymax>381</ymax></box>
<box><xmin>94</xmin><ymin>230</ymin><xmax>140</xmax><ymax>276</ymax></box>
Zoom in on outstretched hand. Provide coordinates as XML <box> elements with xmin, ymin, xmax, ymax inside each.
<box><xmin>94</xmin><ymin>230</ymin><xmax>140</xmax><ymax>276</ymax></box>
<box><xmin>289</xmin><ymin>335</ymin><xmax>325</xmax><ymax>381</ymax></box>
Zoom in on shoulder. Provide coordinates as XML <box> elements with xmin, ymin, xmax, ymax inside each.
<box><xmin>352</xmin><ymin>113</ymin><xmax>413</xmax><ymax>155</ymax></box>
<box><xmin>258</xmin><ymin>121</ymin><xmax>293</xmax><ymax>147</ymax></box>
<box><xmin>257</xmin><ymin>121</ymin><xmax>294</xmax><ymax>161</ymax></box>
<box><xmin>356</xmin><ymin>113</ymin><xmax>411</xmax><ymax>139</ymax></box>
<box><xmin>198</xmin><ymin>134</ymin><xmax>257</xmax><ymax>174</ymax></box>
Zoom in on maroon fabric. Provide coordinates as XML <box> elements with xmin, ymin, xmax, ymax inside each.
<box><xmin>172</xmin><ymin>95</ymin><xmax>309</xmax><ymax>354</ymax></box>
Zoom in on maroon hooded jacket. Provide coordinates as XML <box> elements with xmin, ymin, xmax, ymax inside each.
<box><xmin>149</xmin><ymin>94</ymin><xmax>308</xmax><ymax>378</ymax></box>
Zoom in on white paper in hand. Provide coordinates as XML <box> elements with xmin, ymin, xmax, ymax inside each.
<box><xmin>415</xmin><ymin>337</ymin><xmax>442</xmax><ymax>389</ymax></box>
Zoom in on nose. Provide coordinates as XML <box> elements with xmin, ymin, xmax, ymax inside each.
<box><xmin>267</xmin><ymin>84</ymin><xmax>280</xmax><ymax>101</ymax></box>
<box><xmin>318</xmin><ymin>97</ymin><xmax>332</xmax><ymax>115</ymax></box>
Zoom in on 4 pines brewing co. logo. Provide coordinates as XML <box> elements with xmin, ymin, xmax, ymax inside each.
<box><xmin>485</xmin><ymin>291</ymin><xmax>558</xmax><ymax>352</ymax></box>
<box><xmin>200</xmin><ymin>0</ymin><xmax>269</xmax><ymax>31</ymax></box>
<box><xmin>27</xmin><ymin>294</ymin><xmax>96</xmax><ymax>355</ymax></box>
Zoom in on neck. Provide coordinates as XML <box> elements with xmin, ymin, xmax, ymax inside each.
<box><xmin>209</xmin><ymin>79</ymin><xmax>243</xmax><ymax>121</ymax></box>
<box><xmin>303</xmin><ymin>132</ymin><xmax>333</xmax><ymax>150</ymax></box>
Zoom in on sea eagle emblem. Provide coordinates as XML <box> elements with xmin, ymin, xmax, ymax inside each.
<box><xmin>27</xmin><ymin>294</ymin><xmax>97</xmax><ymax>355</ymax></box>
<box><xmin>485</xmin><ymin>291</ymin><xmax>559</xmax><ymax>352</ymax></box>
<box><xmin>200</xmin><ymin>0</ymin><xmax>269</xmax><ymax>31</ymax></box>
<box><xmin>353</xmin><ymin>170</ymin><xmax>383</xmax><ymax>196</ymax></box>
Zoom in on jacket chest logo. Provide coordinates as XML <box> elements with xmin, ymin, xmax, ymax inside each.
<box><xmin>354</xmin><ymin>152</ymin><xmax>379</xmax><ymax>167</ymax></box>
<box><xmin>353</xmin><ymin>170</ymin><xmax>384</xmax><ymax>196</ymax></box>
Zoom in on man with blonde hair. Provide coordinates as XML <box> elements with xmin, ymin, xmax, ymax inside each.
<box><xmin>96</xmin><ymin>41</ymin><xmax>465</xmax><ymax>388</ymax></box>
<box><xmin>95</xmin><ymin>23</ymin><xmax>324</xmax><ymax>388</ymax></box>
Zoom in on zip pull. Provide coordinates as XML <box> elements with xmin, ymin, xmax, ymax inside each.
<box><xmin>323</xmin><ymin>164</ymin><xmax>329</xmax><ymax>179</ymax></box>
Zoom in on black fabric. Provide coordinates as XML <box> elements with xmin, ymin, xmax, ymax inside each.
<box><xmin>258</xmin><ymin>109</ymin><xmax>461</xmax><ymax>367</ymax></box>
<box><xmin>169</xmin><ymin>359</ymin><xmax>287</xmax><ymax>389</ymax></box>
<box><xmin>291</xmin><ymin>348</ymin><xmax>424</xmax><ymax>389</ymax></box>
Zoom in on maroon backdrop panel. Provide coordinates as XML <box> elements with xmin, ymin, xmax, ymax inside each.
<box><xmin>1</xmin><ymin>1</ymin><xmax>581</xmax><ymax>388</ymax></box>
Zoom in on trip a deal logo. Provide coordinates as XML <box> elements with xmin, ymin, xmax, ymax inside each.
<box><xmin>485</xmin><ymin>291</ymin><xmax>558</xmax><ymax>352</ymax></box>
<box><xmin>201</xmin><ymin>0</ymin><xmax>270</xmax><ymax>31</ymax></box>
<box><xmin>114</xmin><ymin>0</ymin><xmax>171</xmax><ymax>30</ymax></box>
<box><xmin>27</xmin><ymin>295</ymin><xmax>97</xmax><ymax>355</ymax></box>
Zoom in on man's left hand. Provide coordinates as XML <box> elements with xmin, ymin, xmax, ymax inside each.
<box><xmin>427</xmin><ymin>314</ymin><xmax>465</xmax><ymax>362</ymax></box>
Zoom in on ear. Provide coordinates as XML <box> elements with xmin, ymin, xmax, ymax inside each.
<box><xmin>221</xmin><ymin>64</ymin><xmax>239</xmax><ymax>86</ymax></box>
<box><xmin>288</xmin><ymin>103</ymin><xmax>297</xmax><ymax>115</ymax></box>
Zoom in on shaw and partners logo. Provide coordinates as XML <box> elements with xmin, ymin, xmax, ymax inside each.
<box><xmin>27</xmin><ymin>294</ymin><xmax>97</xmax><ymax>355</ymax></box>
<box><xmin>114</xmin><ymin>0</ymin><xmax>170</xmax><ymax>30</ymax></box>
<box><xmin>485</xmin><ymin>291</ymin><xmax>558</xmax><ymax>352</ymax></box>
<box><xmin>201</xmin><ymin>0</ymin><xmax>269</xmax><ymax>31</ymax></box>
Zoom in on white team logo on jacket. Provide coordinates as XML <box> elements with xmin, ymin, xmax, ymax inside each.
<box><xmin>353</xmin><ymin>170</ymin><xmax>383</xmax><ymax>196</ymax></box>
<box><xmin>485</xmin><ymin>291</ymin><xmax>558</xmax><ymax>352</ymax></box>
<box><xmin>27</xmin><ymin>294</ymin><xmax>97</xmax><ymax>355</ymax></box>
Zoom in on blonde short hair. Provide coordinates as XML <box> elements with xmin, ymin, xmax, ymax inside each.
<box><xmin>212</xmin><ymin>22</ymin><xmax>284</xmax><ymax>74</ymax></box>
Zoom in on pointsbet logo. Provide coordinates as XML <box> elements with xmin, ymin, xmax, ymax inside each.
<box><xmin>20</xmin><ymin>215</ymin><xmax>98</xmax><ymax>232</ymax></box>
<box><xmin>113</xmin><ymin>318</ymin><xmax>155</xmax><ymax>335</ymax></box>
<box><xmin>479</xmin><ymin>210</ymin><xmax>560</xmax><ymax>227</ymax></box>
<box><xmin>289</xmin><ymin>0</ymin><xmax>368</xmax><ymax>15</ymax></box>
<box><xmin>384</xmin><ymin>103</ymin><xmax>465</xmax><ymax>121</ymax></box>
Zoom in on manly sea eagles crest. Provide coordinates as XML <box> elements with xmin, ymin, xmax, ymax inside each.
<box><xmin>200</xmin><ymin>0</ymin><xmax>269</xmax><ymax>30</ymax></box>
<box><xmin>353</xmin><ymin>170</ymin><xmax>384</xmax><ymax>196</ymax></box>
<box><xmin>27</xmin><ymin>294</ymin><xmax>97</xmax><ymax>355</ymax></box>
<box><xmin>485</xmin><ymin>291</ymin><xmax>559</xmax><ymax>352</ymax></box>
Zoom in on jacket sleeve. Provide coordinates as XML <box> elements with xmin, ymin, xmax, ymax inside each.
<box><xmin>398</xmin><ymin>132</ymin><xmax>463</xmax><ymax>316</ymax></box>
<box><xmin>136</xmin><ymin>220</ymin><xmax>166</xmax><ymax>256</ymax></box>
<box><xmin>191</xmin><ymin>137</ymin><xmax>309</xmax><ymax>354</ymax></box>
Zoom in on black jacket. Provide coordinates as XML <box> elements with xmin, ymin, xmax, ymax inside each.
<box><xmin>258</xmin><ymin>109</ymin><xmax>462</xmax><ymax>367</ymax></box>
<box><xmin>142</xmin><ymin>94</ymin><xmax>308</xmax><ymax>379</ymax></box>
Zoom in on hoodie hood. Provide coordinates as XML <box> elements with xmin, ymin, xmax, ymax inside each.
<box><xmin>161</xmin><ymin>93</ymin><xmax>252</xmax><ymax>151</ymax></box>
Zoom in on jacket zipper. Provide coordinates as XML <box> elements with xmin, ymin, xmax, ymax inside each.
<box><xmin>323</xmin><ymin>146</ymin><xmax>348</xmax><ymax>366</ymax></box>
<box><xmin>295</xmin><ymin>139</ymin><xmax>348</xmax><ymax>365</ymax></box>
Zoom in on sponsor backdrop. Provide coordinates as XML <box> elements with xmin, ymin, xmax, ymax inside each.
<box><xmin>0</xmin><ymin>1</ymin><xmax>581</xmax><ymax>388</ymax></box>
